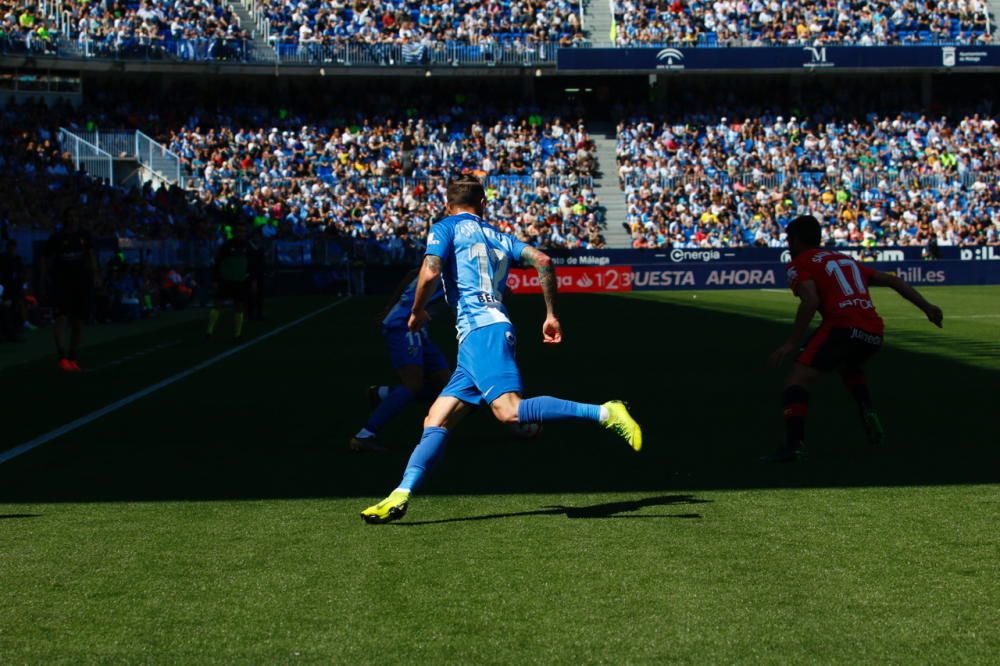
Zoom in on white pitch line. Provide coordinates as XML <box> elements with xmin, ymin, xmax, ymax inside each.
<box><xmin>0</xmin><ymin>298</ymin><xmax>350</xmax><ymax>466</ymax></box>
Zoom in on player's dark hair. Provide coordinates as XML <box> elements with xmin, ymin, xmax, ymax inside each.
<box><xmin>446</xmin><ymin>175</ymin><xmax>486</xmax><ymax>212</ymax></box>
<box><xmin>786</xmin><ymin>215</ymin><xmax>822</xmax><ymax>247</ymax></box>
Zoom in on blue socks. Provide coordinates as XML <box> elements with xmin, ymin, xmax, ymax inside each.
<box><xmin>517</xmin><ymin>396</ymin><xmax>603</xmax><ymax>424</ymax></box>
<box><xmin>394</xmin><ymin>398</ymin><xmax>601</xmax><ymax>496</ymax></box>
<box><xmin>365</xmin><ymin>385</ymin><xmax>415</xmax><ymax>433</ymax></box>
<box><xmin>398</xmin><ymin>426</ymin><xmax>449</xmax><ymax>492</ymax></box>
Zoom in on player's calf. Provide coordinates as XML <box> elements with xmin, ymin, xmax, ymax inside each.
<box><xmin>763</xmin><ymin>385</ymin><xmax>809</xmax><ymax>463</ymax></box>
<box><xmin>841</xmin><ymin>367</ymin><xmax>873</xmax><ymax>411</ymax></box>
<box><xmin>840</xmin><ymin>367</ymin><xmax>885</xmax><ymax>446</ymax></box>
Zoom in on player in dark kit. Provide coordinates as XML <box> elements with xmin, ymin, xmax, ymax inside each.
<box><xmin>765</xmin><ymin>215</ymin><xmax>944</xmax><ymax>462</ymax></box>
<box><xmin>0</xmin><ymin>238</ymin><xmax>26</xmax><ymax>341</ymax></box>
<box><xmin>247</xmin><ymin>232</ymin><xmax>267</xmax><ymax>321</ymax></box>
<box><xmin>206</xmin><ymin>225</ymin><xmax>251</xmax><ymax>340</ymax></box>
<box><xmin>40</xmin><ymin>213</ymin><xmax>98</xmax><ymax>372</ymax></box>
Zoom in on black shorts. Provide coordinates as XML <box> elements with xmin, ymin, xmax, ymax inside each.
<box><xmin>797</xmin><ymin>325</ymin><xmax>882</xmax><ymax>372</ymax></box>
<box><xmin>216</xmin><ymin>280</ymin><xmax>250</xmax><ymax>303</ymax></box>
<box><xmin>51</xmin><ymin>280</ymin><xmax>93</xmax><ymax>320</ymax></box>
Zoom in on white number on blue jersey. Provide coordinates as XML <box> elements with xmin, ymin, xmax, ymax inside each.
<box><xmin>470</xmin><ymin>242</ymin><xmax>509</xmax><ymax>297</ymax></box>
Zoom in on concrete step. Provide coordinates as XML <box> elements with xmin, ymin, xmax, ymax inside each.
<box><xmin>584</xmin><ymin>0</ymin><xmax>614</xmax><ymax>46</ymax></box>
<box><xmin>228</xmin><ymin>0</ymin><xmax>272</xmax><ymax>52</ymax></box>
<box><xmin>590</xmin><ymin>122</ymin><xmax>630</xmax><ymax>248</ymax></box>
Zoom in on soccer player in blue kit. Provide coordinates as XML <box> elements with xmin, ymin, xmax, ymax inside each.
<box><xmin>350</xmin><ymin>271</ymin><xmax>449</xmax><ymax>452</ymax></box>
<box><xmin>361</xmin><ymin>176</ymin><xmax>642</xmax><ymax>524</ymax></box>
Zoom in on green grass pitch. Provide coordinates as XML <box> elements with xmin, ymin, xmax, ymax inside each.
<box><xmin>1</xmin><ymin>286</ymin><xmax>998</xmax><ymax>663</ymax></box>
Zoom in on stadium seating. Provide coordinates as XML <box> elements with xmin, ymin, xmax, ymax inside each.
<box><xmin>612</xmin><ymin>0</ymin><xmax>997</xmax><ymax>47</ymax></box>
<box><xmin>166</xmin><ymin>114</ymin><xmax>604</xmax><ymax>248</ymax></box>
<box><xmin>3</xmin><ymin>97</ymin><xmax>996</xmax><ymax>251</ymax></box>
<box><xmin>256</xmin><ymin>0</ymin><xmax>585</xmax><ymax>49</ymax></box>
<box><xmin>0</xmin><ymin>1</ymin><xmax>58</xmax><ymax>54</ymax></box>
<box><xmin>1</xmin><ymin>0</ymin><xmax>251</xmax><ymax>60</ymax></box>
<box><xmin>3</xmin><ymin>0</ymin><xmax>995</xmax><ymax>61</ymax></box>
<box><xmin>0</xmin><ymin>102</ymin><xmax>226</xmax><ymax>240</ymax></box>
<box><xmin>618</xmin><ymin>114</ymin><xmax>999</xmax><ymax>248</ymax></box>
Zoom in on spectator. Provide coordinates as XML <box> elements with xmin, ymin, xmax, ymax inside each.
<box><xmin>614</xmin><ymin>0</ymin><xmax>996</xmax><ymax>47</ymax></box>
<box><xmin>619</xmin><ymin>111</ymin><xmax>999</xmax><ymax>248</ymax></box>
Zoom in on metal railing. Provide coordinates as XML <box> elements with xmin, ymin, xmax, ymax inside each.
<box><xmin>623</xmin><ymin>171</ymin><xmax>1000</xmax><ymax>190</ymax></box>
<box><xmin>136</xmin><ymin>131</ymin><xmax>185</xmax><ymax>186</ymax></box>
<box><xmin>74</xmin><ymin>130</ymin><xmax>136</xmax><ymax>158</ymax></box>
<box><xmin>72</xmin><ymin>129</ymin><xmax>184</xmax><ymax>185</ymax></box>
<box><xmin>8</xmin><ymin>32</ymin><xmax>580</xmax><ymax>65</ymax></box>
<box><xmin>244</xmin><ymin>0</ymin><xmax>270</xmax><ymax>40</ymax></box>
<box><xmin>203</xmin><ymin>174</ymin><xmax>594</xmax><ymax>196</ymax></box>
<box><xmin>272</xmin><ymin>40</ymin><xmax>570</xmax><ymax>66</ymax></box>
<box><xmin>59</xmin><ymin>37</ymin><xmax>260</xmax><ymax>63</ymax></box>
<box><xmin>57</xmin><ymin>128</ymin><xmax>114</xmax><ymax>184</ymax></box>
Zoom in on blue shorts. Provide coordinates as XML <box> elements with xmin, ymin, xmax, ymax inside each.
<box><xmin>441</xmin><ymin>322</ymin><xmax>523</xmax><ymax>405</ymax></box>
<box><xmin>384</xmin><ymin>328</ymin><xmax>449</xmax><ymax>374</ymax></box>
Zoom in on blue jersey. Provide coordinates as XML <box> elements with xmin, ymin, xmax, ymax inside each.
<box><xmin>382</xmin><ymin>277</ymin><xmax>445</xmax><ymax>331</ymax></box>
<box><xmin>425</xmin><ymin>212</ymin><xmax>529</xmax><ymax>342</ymax></box>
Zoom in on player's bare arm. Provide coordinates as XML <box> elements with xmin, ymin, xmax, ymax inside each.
<box><xmin>521</xmin><ymin>246</ymin><xmax>562</xmax><ymax>344</ymax></box>
<box><xmin>408</xmin><ymin>255</ymin><xmax>443</xmax><ymax>333</ymax></box>
<box><xmin>869</xmin><ymin>271</ymin><xmax>944</xmax><ymax>328</ymax></box>
<box><xmin>770</xmin><ymin>280</ymin><xmax>820</xmax><ymax>367</ymax></box>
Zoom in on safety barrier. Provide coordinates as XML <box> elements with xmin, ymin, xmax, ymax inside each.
<box><xmin>623</xmin><ymin>171</ymin><xmax>999</xmax><ymax>190</ymax></box>
<box><xmin>28</xmin><ymin>35</ymin><xmax>579</xmax><ymax>66</ymax></box>
<box><xmin>136</xmin><ymin>131</ymin><xmax>185</xmax><ymax>186</ymax></box>
<box><xmin>197</xmin><ymin>174</ymin><xmax>593</xmax><ymax>196</ymax></box>
<box><xmin>57</xmin><ymin>128</ymin><xmax>114</xmax><ymax>184</ymax></box>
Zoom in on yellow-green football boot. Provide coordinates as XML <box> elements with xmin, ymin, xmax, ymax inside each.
<box><xmin>602</xmin><ymin>401</ymin><xmax>643</xmax><ymax>452</ymax></box>
<box><xmin>361</xmin><ymin>489</ymin><xmax>411</xmax><ymax>524</ymax></box>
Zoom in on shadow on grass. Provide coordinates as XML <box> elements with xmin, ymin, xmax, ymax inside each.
<box><xmin>0</xmin><ymin>293</ymin><xmax>997</xmax><ymax>503</ymax></box>
<box><xmin>0</xmin><ymin>514</ymin><xmax>41</xmax><ymax>519</ymax></box>
<box><xmin>392</xmin><ymin>494</ymin><xmax>708</xmax><ymax>526</ymax></box>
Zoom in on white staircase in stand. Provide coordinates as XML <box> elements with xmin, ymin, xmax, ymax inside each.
<box><xmin>584</xmin><ymin>0</ymin><xmax>614</xmax><ymax>46</ymax></box>
<box><xmin>591</xmin><ymin>124</ymin><xmax>630</xmax><ymax>248</ymax></box>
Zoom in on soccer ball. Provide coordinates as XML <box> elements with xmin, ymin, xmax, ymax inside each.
<box><xmin>507</xmin><ymin>422</ymin><xmax>542</xmax><ymax>439</ymax></box>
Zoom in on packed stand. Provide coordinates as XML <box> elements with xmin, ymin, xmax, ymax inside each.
<box><xmin>260</xmin><ymin>0</ymin><xmax>586</xmax><ymax>52</ymax></box>
<box><xmin>0</xmin><ymin>100</ymin><xmax>234</xmax><ymax>240</ymax></box>
<box><xmin>164</xmin><ymin>105</ymin><xmax>605</xmax><ymax>249</ymax></box>
<box><xmin>0</xmin><ymin>2</ymin><xmax>58</xmax><ymax>53</ymax></box>
<box><xmin>618</xmin><ymin>113</ymin><xmax>1000</xmax><ymax>248</ymax></box>
<box><xmin>57</xmin><ymin>0</ymin><xmax>249</xmax><ymax>59</ymax></box>
<box><xmin>611</xmin><ymin>0</ymin><xmax>995</xmax><ymax>46</ymax></box>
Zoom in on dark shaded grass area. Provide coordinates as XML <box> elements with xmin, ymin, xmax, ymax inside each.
<box><xmin>1</xmin><ymin>291</ymin><xmax>996</xmax><ymax>504</ymax></box>
<box><xmin>1</xmin><ymin>290</ymin><xmax>997</xmax><ymax>664</ymax></box>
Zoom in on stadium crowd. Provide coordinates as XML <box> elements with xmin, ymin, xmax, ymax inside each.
<box><xmin>64</xmin><ymin>0</ymin><xmax>250</xmax><ymax>59</ymax></box>
<box><xmin>0</xmin><ymin>100</ymin><xmax>233</xmax><ymax>240</ymax></box>
<box><xmin>0</xmin><ymin>1</ymin><xmax>57</xmax><ymax>53</ymax></box>
<box><xmin>164</xmin><ymin>108</ymin><xmax>604</xmax><ymax>248</ymax></box>
<box><xmin>259</xmin><ymin>0</ymin><xmax>585</xmax><ymax>48</ymax></box>
<box><xmin>618</xmin><ymin>112</ymin><xmax>999</xmax><ymax>248</ymax></box>
<box><xmin>3</xmin><ymin>91</ymin><xmax>999</xmax><ymax>253</ymax></box>
<box><xmin>3</xmin><ymin>0</ymin><xmax>996</xmax><ymax>60</ymax></box>
<box><xmin>612</xmin><ymin>0</ymin><xmax>996</xmax><ymax>46</ymax></box>
<box><xmin>0</xmin><ymin>0</ymin><xmax>250</xmax><ymax>58</ymax></box>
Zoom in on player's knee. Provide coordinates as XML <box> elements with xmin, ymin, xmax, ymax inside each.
<box><xmin>786</xmin><ymin>365</ymin><xmax>817</xmax><ymax>388</ymax></box>
<box><xmin>491</xmin><ymin>402</ymin><xmax>519</xmax><ymax>425</ymax></box>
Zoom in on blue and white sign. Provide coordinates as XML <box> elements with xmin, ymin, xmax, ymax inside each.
<box><xmin>557</xmin><ymin>45</ymin><xmax>1000</xmax><ymax>72</ymax></box>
